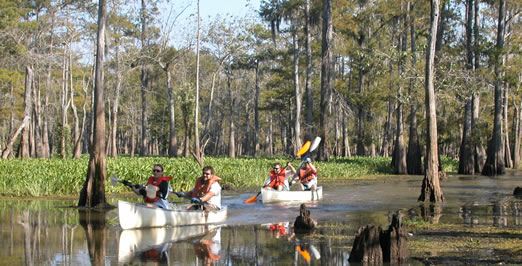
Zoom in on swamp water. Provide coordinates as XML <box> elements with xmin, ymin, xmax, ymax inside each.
<box><xmin>0</xmin><ymin>173</ymin><xmax>520</xmax><ymax>265</ymax></box>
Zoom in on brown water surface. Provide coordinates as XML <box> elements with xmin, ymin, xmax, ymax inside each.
<box><xmin>0</xmin><ymin>173</ymin><xmax>520</xmax><ymax>265</ymax></box>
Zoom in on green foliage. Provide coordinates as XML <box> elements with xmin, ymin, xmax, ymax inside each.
<box><xmin>0</xmin><ymin>155</ymin><xmax>403</xmax><ymax>197</ymax></box>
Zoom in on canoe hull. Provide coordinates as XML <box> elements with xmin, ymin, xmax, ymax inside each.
<box><xmin>261</xmin><ymin>186</ymin><xmax>323</xmax><ymax>203</ymax></box>
<box><xmin>118</xmin><ymin>200</ymin><xmax>227</xmax><ymax>229</ymax></box>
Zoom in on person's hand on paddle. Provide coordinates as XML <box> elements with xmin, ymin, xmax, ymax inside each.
<box><xmin>191</xmin><ymin>197</ymin><xmax>202</xmax><ymax>204</ymax></box>
<box><xmin>174</xmin><ymin>192</ymin><xmax>186</xmax><ymax>198</ymax></box>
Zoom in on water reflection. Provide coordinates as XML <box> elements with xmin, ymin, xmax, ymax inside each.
<box><xmin>118</xmin><ymin>225</ymin><xmax>211</xmax><ymax>264</ymax></box>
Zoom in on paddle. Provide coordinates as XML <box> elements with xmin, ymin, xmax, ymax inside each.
<box><xmin>110</xmin><ymin>174</ymin><xmax>142</xmax><ymax>189</ymax></box>
<box><xmin>288</xmin><ymin>136</ymin><xmax>321</xmax><ymax>186</ymax></box>
<box><xmin>244</xmin><ymin>140</ymin><xmax>312</xmax><ymax>204</ymax></box>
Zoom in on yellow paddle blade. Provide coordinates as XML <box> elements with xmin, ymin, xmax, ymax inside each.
<box><xmin>296</xmin><ymin>141</ymin><xmax>311</xmax><ymax>156</ymax></box>
<box><xmin>297</xmin><ymin>246</ymin><xmax>311</xmax><ymax>262</ymax></box>
<box><xmin>244</xmin><ymin>194</ymin><xmax>258</xmax><ymax>204</ymax></box>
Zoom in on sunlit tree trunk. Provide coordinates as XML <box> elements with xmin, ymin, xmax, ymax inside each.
<box><xmin>18</xmin><ymin>66</ymin><xmax>33</xmax><ymax>158</ymax></box>
<box><xmin>254</xmin><ymin>63</ymin><xmax>260</xmax><ymax>156</ymax></box>
<box><xmin>419</xmin><ymin>0</ymin><xmax>443</xmax><ymax>203</ymax></box>
<box><xmin>228</xmin><ymin>75</ymin><xmax>236</xmax><ymax>158</ymax></box>
<box><xmin>78</xmin><ymin>0</ymin><xmax>107</xmax><ymax>208</ymax></box>
<box><xmin>503</xmin><ymin>87</ymin><xmax>512</xmax><ymax>168</ymax></box>
<box><xmin>167</xmin><ymin>67</ymin><xmax>178</xmax><ymax>157</ymax></box>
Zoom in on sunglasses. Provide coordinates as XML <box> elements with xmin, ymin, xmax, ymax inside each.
<box><xmin>273</xmin><ymin>168</ymin><xmax>280</xmax><ymax>170</ymax></box>
<box><xmin>203</xmin><ymin>172</ymin><xmax>211</xmax><ymax>176</ymax></box>
<box><xmin>153</xmin><ymin>169</ymin><xmax>162</xmax><ymax>173</ymax></box>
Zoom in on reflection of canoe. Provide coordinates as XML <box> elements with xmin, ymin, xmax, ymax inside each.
<box><xmin>118</xmin><ymin>225</ymin><xmax>209</xmax><ymax>263</ymax></box>
<box><xmin>118</xmin><ymin>200</ymin><xmax>228</xmax><ymax>229</ymax></box>
<box><xmin>261</xmin><ymin>186</ymin><xmax>323</xmax><ymax>203</ymax></box>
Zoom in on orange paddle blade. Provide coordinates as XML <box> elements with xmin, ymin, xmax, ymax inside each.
<box><xmin>296</xmin><ymin>141</ymin><xmax>311</xmax><ymax>156</ymax></box>
<box><xmin>244</xmin><ymin>194</ymin><xmax>258</xmax><ymax>204</ymax></box>
<box><xmin>297</xmin><ymin>246</ymin><xmax>311</xmax><ymax>262</ymax></box>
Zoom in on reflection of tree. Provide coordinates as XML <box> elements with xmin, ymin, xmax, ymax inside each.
<box><xmin>78</xmin><ymin>209</ymin><xmax>108</xmax><ymax>265</ymax></box>
<box><xmin>420</xmin><ymin>204</ymin><xmax>442</xmax><ymax>224</ymax></box>
<box><xmin>18</xmin><ymin>211</ymin><xmax>33</xmax><ymax>266</ymax></box>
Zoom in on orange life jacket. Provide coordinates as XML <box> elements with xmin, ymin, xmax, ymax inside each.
<box><xmin>269</xmin><ymin>224</ymin><xmax>287</xmax><ymax>235</ymax></box>
<box><xmin>268</xmin><ymin>168</ymin><xmax>287</xmax><ymax>188</ymax></box>
<box><xmin>144</xmin><ymin>176</ymin><xmax>172</xmax><ymax>203</ymax></box>
<box><xmin>192</xmin><ymin>175</ymin><xmax>221</xmax><ymax>198</ymax></box>
<box><xmin>298</xmin><ymin>167</ymin><xmax>317</xmax><ymax>183</ymax></box>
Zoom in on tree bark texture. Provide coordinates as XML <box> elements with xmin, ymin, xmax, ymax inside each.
<box><xmin>18</xmin><ymin>66</ymin><xmax>33</xmax><ymax>158</ymax></box>
<box><xmin>482</xmin><ymin>0</ymin><xmax>506</xmax><ymax>176</ymax></box>
<box><xmin>419</xmin><ymin>0</ymin><xmax>443</xmax><ymax>203</ymax></box>
<box><xmin>319</xmin><ymin>0</ymin><xmax>333</xmax><ymax>161</ymax></box>
<box><xmin>78</xmin><ymin>0</ymin><xmax>107</xmax><ymax>208</ymax></box>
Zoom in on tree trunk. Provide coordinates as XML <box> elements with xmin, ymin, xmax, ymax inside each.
<box><xmin>342</xmin><ymin>112</ymin><xmax>351</xmax><ymax>157</ymax></box>
<box><xmin>78</xmin><ymin>0</ymin><xmax>107</xmax><ymax>208</ymax></box>
<box><xmin>254</xmin><ymin>64</ymin><xmax>260</xmax><ymax>156</ymax></box>
<box><xmin>194</xmin><ymin>0</ymin><xmax>201</xmax><ymax>159</ymax></box>
<box><xmin>458</xmin><ymin>0</ymin><xmax>475</xmax><ymax>174</ymax></box>
<box><xmin>503</xmin><ymin>87</ymin><xmax>512</xmax><ymax>168</ymax></box>
<box><xmin>419</xmin><ymin>0</ymin><xmax>443</xmax><ymax>203</ymax></box>
<box><xmin>18</xmin><ymin>66</ymin><xmax>33</xmax><ymax>158</ymax></box>
<box><xmin>319</xmin><ymin>0</ymin><xmax>333</xmax><ymax>161</ymax></box>
<box><xmin>482</xmin><ymin>0</ymin><xmax>506</xmax><ymax>176</ymax></box>
<box><xmin>393</xmin><ymin>11</ymin><xmax>407</xmax><ymax>174</ymax></box>
<box><xmin>167</xmin><ymin>68</ymin><xmax>177</xmax><ymax>157</ymax></box>
<box><xmin>512</xmin><ymin>102</ymin><xmax>521</xmax><ymax>169</ymax></box>
<box><xmin>304</xmin><ymin>0</ymin><xmax>313</xmax><ymax>141</ymax></box>
<box><xmin>2</xmin><ymin>117</ymin><xmax>30</xmax><ymax>159</ymax></box>
<box><xmin>226</xmin><ymin>74</ymin><xmax>236</xmax><ymax>158</ymax></box>
<box><xmin>292</xmin><ymin>18</ymin><xmax>302</xmax><ymax>153</ymax></box>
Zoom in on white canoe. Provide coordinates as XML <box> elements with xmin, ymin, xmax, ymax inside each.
<box><xmin>118</xmin><ymin>200</ymin><xmax>227</xmax><ymax>230</ymax></box>
<box><xmin>261</xmin><ymin>186</ymin><xmax>323</xmax><ymax>203</ymax></box>
<box><xmin>118</xmin><ymin>225</ymin><xmax>210</xmax><ymax>262</ymax></box>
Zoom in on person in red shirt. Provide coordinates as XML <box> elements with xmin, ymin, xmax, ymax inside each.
<box><xmin>264</xmin><ymin>162</ymin><xmax>294</xmax><ymax>191</ymax></box>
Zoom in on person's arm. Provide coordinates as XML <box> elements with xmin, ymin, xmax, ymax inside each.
<box><xmin>131</xmin><ymin>185</ymin><xmax>145</xmax><ymax>196</ymax></box>
<box><xmin>308</xmin><ymin>163</ymin><xmax>317</xmax><ymax>175</ymax></box>
<box><xmin>287</xmin><ymin>162</ymin><xmax>296</xmax><ymax>174</ymax></box>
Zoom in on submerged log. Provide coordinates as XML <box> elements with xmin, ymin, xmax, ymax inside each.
<box><xmin>293</xmin><ymin>204</ymin><xmax>316</xmax><ymax>233</ymax></box>
<box><xmin>349</xmin><ymin>212</ymin><xmax>408</xmax><ymax>263</ymax></box>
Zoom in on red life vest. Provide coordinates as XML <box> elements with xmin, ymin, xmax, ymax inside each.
<box><xmin>192</xmin><ymin>175</ymin><xmax>221</xmax><ymax>198</ymax></box>
<box><xmin>268</xmin><ymin>168</ymin><xmax>287</xmax><ymax>188</ymax></box>
<box><xmin>298</xmin><ymin>167</ymin><xmax>317</xmax><ymax>183</ymax></box>
<box><xmin>144</xmin><ymin>176</ymin><xmax>172</xmax><ymax>203</ymax></box>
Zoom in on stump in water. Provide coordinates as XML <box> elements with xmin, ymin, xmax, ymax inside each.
<box><xmin>348</xmin><ymin>224</ymin><xmax>383</xmax><ymax>264</ymax></box>
<box><xmin>293</xmin><ymin>204</ymin><xmax>316</xmax><ymax>233</ymax></box>
<box><xmin>514</xmin><ymin>187</ymin><xmax>522</xmax><ymax>198</ymax></box>
<box><xmin>349</xmin><ymin>212</ymin><xmax>408</xmax><ymax>263</ymax></box>
<box><xmin>380</xmin><ymin>212</ymin><xmax>408</xmax><ymax>262</ymax></box>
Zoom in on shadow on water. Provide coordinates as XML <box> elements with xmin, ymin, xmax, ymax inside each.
<box><xmin>0</xmin><ymin>173</ymin><xmax>520</xmax><ymax>265</ymax></box>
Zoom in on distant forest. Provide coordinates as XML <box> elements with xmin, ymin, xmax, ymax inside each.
<box><xmin>0</xmin><ymin>0</ymin><xmax>520</xmax><ymax>175</ymax></box>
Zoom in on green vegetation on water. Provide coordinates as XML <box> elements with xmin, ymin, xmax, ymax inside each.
<box><xmin>0</xmin><ymin>155</ymin><xmax>458</xmax><ymax>197</ymax></box>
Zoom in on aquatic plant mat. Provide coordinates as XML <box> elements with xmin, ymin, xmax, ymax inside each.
<box><xmin>406</xmin><ymin>223</ymin><xmax>522</xmax><ymax>264</ymax></box>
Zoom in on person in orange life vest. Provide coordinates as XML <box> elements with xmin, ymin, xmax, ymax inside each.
<box><xmin>287</xmin><ymin>158</ymin><xmax>318</xmax><ymax>191</ymax></box>
<box><xmin>179</xmin><ymin>166</ymin><xmax>222</xmax><ymax>210</ymax></box>
<box><xmin>264</xmin><ymin>162</ymin><xmax>295</xmax><ymax>191</ymax></box>
<box><xmin>131</xmin><ymin>164</ymin><xmax>173</xmax><ymax>209</ymax></box>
